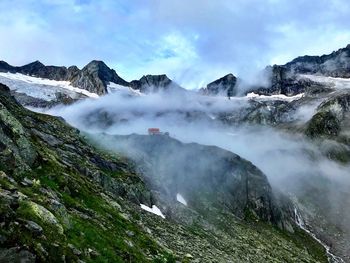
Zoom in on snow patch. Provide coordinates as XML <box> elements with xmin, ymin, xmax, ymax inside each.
<box><xmin>140</xmin><ymin>204</ymin><xmax>165</xmax><ymax>219</ymax></box>
<box><xmin>246</xmin><ymin>92</ymin><xmax>304</xmax><ymax>101</ymax></box>
<box><xmin>300</xmin><ymin>74</ymin><xmax>350</xmax><ymax>90</ymax></box>
<box><xmin>176</xmin><ymin>193</ymin><xmax>187</xmax><ymax>206</ymax></box>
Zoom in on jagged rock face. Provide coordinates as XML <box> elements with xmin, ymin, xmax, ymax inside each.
<box><xmin>130</xmin><ymin>74</ymin><xmax>180</xmax><ymax>93</ymax></box>
<box><xmin>244</xmin><ymin>66</ymin><xmax>295</xmax><ymax>96</ymax></box>
<box><xmin>204</xmin><ymin>73</ymin><xmax>237</xmax><ymax>96</ymax></box>
<box><xmin>248</xmin><ymin>66</ymin><xmax>327</xmax><ymax>96</ymax></box>
<box><xmin>70</xmin><ymin>60</ymin><xmax>130</xmax><ymax>95</ymax></box>
<box><xmin>100</xmin><ymin>134</ymin><xmax>293</xmax><ymax>229</ymax></box>
<box><xmin>284</xmin><ymin>44</ymin><xmax>350</xmax><ymax>78</ymax></box>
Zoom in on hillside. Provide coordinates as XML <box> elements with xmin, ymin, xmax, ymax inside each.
<box><xmin>0</xmin><ymin>83</ymin><xmax>328</xmax><ymax>262</ymax></box>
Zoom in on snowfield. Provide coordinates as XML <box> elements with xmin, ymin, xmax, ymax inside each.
<box><xmin>0</xmin><ymin>72</ymin><xmax>99</xmax><ymax>100</ymax></box>
<box><xmin>300</xmin><ymin>74</ymin><xmax>350</xmax><ymax>90</ymax></box>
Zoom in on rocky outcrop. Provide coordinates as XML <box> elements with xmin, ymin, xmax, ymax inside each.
<box><xmin>306</xmin><ymin>90</ymin><xmax>350</xmax><ymax>143</ymax></box>
<box><xmin>130</xmin><ymin>74</ymin><xmax>182</xmax><ymax>93</ymax></box>
<box><xmin>203</xmin><ymin>73</ymin><xmax>237</xmax><ymax>96</ymax></box>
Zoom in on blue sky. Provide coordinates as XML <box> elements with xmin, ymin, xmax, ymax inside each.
<box><xmin>1</xmin><ymin>0</ymin><xmax>350</xmax><ymax>88</ymax></box>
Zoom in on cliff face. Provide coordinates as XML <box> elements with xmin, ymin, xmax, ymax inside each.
<box><xmin>203</xmin><ymin>73</ymin><xmax>237</xmax><ymax>96</ymax></box>
<box><xmin>0</xmin><ymin>83</ymin><xmax>327</xmax><ymax>262</ymax></box>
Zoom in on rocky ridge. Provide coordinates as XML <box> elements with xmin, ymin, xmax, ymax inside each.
<box><xmin>0</xmin><ymin>60</ymin><xmax>181</xmax><ymax>96</ymax></box>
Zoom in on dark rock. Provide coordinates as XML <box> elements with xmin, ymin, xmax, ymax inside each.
<box><xmin>21</xmin><ymin>177</ymin><xmax>34</xmax><ymax>187</ymax></box>
<box><xmin>25</xmin><ymin>220</ymin><xmax>43</xmax><ymax>236</ymax></box>
<box><xmin>306</xmin><ymin>91</ymin><xmax>350</xmax><ymax>140</ymax></box>
<box><xmin>0</xmin><ymin>247</ymin><xmax>36</xmax><ymax>263</ymax></box>
<box><xmin>0</xmin><ymin>235</ymin><xmax>7</xmax><ymax>245</ymax></box>
<box><xmin>70</xmin><ymin>60</ymin><xmax>129</xmax><ymax>95</ymax></box>
<box><xmin>247</xmin><ymin>66</ymin><xmax>318</xmax><ymax>96</ymax></box>
<box><xmin>130</xmin><ymin>74</ymin><xmax>183</xmax><ymax>93</ymax></box>
<box><xmin>204</xmin><ymin>73</ymin><xmax>237</xmax><ymax>97</ymax></box>
<box><xmin>31</xmin><ymin>129</ymin><xmax>62</xmax><ymax>147</ymax></box>
<box><xmin>68</xmin><ymin>244</ymin><xmax>82</xmax><ymax>256</ymax></box>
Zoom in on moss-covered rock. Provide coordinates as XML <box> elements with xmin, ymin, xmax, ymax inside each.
<box><xmin>306</xmin><ymin>111</ymin><xmax>340</xmax><ymax>138</ymax></box>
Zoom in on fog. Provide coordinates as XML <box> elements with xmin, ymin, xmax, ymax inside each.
<box><xmin>44</xmin><ymin>89</ymin><xmax>350</xmax><ymax>187</ymax></box>
<box><xmin>41</xmin><ymin>88</ymin><xmax>350</xmax><ymax>258</ymax></box>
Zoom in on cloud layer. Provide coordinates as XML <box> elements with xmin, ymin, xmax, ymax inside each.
<box><xmin>1</xmin><ymin>0</ymin><xmax>350</xmax><ymax>88</ymax></box>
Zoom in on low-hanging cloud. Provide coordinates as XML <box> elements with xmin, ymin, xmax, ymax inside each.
<box><xmin>39</xmin><ymin>88</ymin><xmax>350</xmax><ymax>259</ymax></box>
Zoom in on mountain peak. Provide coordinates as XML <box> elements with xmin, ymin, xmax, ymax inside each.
<box><xmin>83</xmin><ymin>60</ymin><xmax>111</xmax><ymax>72</ymax></box>
<box><xmin>69</xmin><ymin>60</ymin><xmax>129</xmax><ymax>95</ymax></box>
<box><xmin>23</xmin><ymin>60</ymin><xmax>44</xmax><ymax>68</ymax></box>
<box><xmin>130</xmin><ymin>74</ymin><xmax>176</xmax><ymax>92</ymax></box>
<box><xmin>205</xmin><ymin>73</ymin><xmax>237</xmax><ymax>96</ymax></box>
<box><xmin>26</xmin><ymin>60</ymin><xmax>45</xmax><ymax>67</ymax></box>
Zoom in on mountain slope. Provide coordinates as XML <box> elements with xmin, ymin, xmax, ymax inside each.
<box><xmin>0</xmin><ymin>83</ymin><xmax>328</xmax><ymax>262</ymax></box>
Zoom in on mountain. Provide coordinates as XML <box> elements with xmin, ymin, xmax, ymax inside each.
<box><xmin>0</xmin><ymin>60</ymin><xmax>128</xmax><ymax>96</ymax></box>
<box><xmin>1</xmin><ymin>44</ymin><xmax>350</xmax><ymax>262</ymax></box>
<box><xmin>0</xmin><ymin>60</ymin><xmax>185</xmax><ymax>97</ymax></box>
<box><xmin>130</xmin><ymin>74</ymin><xmax>183</xmax><ymax>93</ymax></box>
<box><xmin>202</xmin><ymin>73</ymin><xmax>237</xmax><ymax>97</ymax></box>
<box><xmin>69</xmin><ymin>60</ymin><xmax>129</xmax><ymax>95</ymax></box>
<box><xmin>0</xmin><ymin>83</ymin><xmax>328</xmax><ymax>262</ymax></box>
